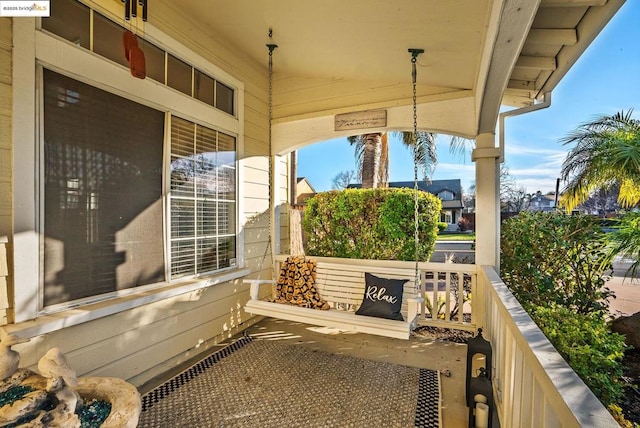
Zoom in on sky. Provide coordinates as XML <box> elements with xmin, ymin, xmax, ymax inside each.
<box><xmin>297</xmin><ymin>1</ymin><xmax>640</xmax><ymax>195</ymax></box>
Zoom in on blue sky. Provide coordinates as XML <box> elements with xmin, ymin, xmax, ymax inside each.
<box><xmin>297</xmin><ymin>1</ymin><xmax>640</xmax><ymax>195</ymax></box>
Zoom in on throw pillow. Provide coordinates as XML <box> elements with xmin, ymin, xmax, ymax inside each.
<box><xmin>355</xmin><ymin>273</ymin><xmax>407</xmax><ymax>321</ymax></box>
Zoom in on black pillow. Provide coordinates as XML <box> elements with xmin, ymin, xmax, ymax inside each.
<box><xmin>355</xmin><ymin>273</ymin><xmax>407</xmax><ymax>321</ymax></box>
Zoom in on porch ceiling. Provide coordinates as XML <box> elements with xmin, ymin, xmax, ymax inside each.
<box><xmin>164</xmin><ymin>0</ymin><xmax>624</xmax><ymax>139</ymax></box>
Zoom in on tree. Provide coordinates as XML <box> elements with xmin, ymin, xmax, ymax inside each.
<box><xmin>331</xmin><ymin>170</ymin><xmax>357</xmax><ymax>190</ymax></box>
<box><xmin>463</xmin><ymin>183</ymin><xmax>476</xmax><ymax>213</ymax></box>
<box><xmin>466</xmin><ymin>165</ymin><xmax>530</xmax><ymax>213</ymax></box>
<box><xmin>579</xmin><ymin>183</ymin><xmax>620</xmax><ymax>215</ymax></box>
<box><xmin>504</xmin><ymin>186</ymin><xmax>530</xmax><ymax>213</ymax></box>
<box><xmin>393</xmin><ymin>131</ymin><xmax>437</xmax><ymax>181</ymax></box>
<box><xmin>499</xmin><ymin>164</ymin><xmax>517</xmax><ymax>212</ymax></box>
<box><xmin>347</xmin><ymin>133</ymin><xmax>386</xmax><ymax>188</ymax></box>
<box><xmin>559</xmin><ymin>109</ymin><xmax>640</xmax><ymax>212</ymax></box>
<box><xmin>348</xmin><ymin>131</ymin><xmax>441</xmax><ymax>189</ymax></box>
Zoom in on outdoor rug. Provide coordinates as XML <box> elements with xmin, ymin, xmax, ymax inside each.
<box><xmin>139</xmin><ymin>335</ymin><xmax>441</xmax><ymax>427</ymax></box>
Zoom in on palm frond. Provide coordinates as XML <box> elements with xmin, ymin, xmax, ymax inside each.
<box><xmin>560</xmin><ymin>109</ymin><xmax>640</xmax><ymax>209</ymax></box>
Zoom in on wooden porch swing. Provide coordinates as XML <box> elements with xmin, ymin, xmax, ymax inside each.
<box><xmin>244</xmin><ymin>45</ymin><xmax>427</xmax><ymax>340</ymax></box>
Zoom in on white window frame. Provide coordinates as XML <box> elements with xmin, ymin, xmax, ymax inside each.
<box><xmin>12</xmin><ymin>16</ymin><xmax>246</xmax><ymax>327</ymax></box>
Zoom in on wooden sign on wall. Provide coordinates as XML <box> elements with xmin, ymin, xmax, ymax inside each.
<box><xmin>335</xmin><ymin>110</ymin><xmax>387</xmax><ymax>131</ymax></box>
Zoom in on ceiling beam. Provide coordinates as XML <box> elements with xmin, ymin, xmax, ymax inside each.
<box><xmin>508</xmin><ymin>79</ymin><xmax>537</xmax><ymax>91</ymax></box>
<box><xmin>526</xmin><ymin>28</ymin><xmax>578</xmax><ymax>45</ymax></box>
<box><xmin>515</xmin><ymin>55</ymin><xmax>557</xmax><ymax>70</ymax></box>
<box><xmin>540</xmin><ymin>0</ymin><xmax>607</xmax><ymax>7</ymax></box>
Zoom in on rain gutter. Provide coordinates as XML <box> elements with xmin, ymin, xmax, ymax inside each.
<box><xmin>498</xmin><ymin>92</ymin><xmax>551</xmax><ymax>162</ymax></box>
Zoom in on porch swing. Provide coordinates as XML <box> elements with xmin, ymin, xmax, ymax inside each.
<box><xmin>244</xmin><ymin>46</ymin><xmax>427</xmax><ymax>340</ymax></box>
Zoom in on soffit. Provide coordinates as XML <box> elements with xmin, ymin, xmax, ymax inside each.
<box><xmin>154</xmin><ymin>0</ymin><xmax>625</xmax><ymax>134</ymax></box>
<box><xmin>162</xmin><ymin>0</ymin><xmax>490</xmax><ymax>94</ymax></box>
<box><xmin>504</xmin><ymin>0</ymin><xmax>626</xmax><ymax>107</ymax></box>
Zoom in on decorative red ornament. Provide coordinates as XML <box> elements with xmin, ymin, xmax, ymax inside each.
<box><xmin>123</xmin><ymin>30</ymin><xmax>137</xmax><ymax>61</ymax></box>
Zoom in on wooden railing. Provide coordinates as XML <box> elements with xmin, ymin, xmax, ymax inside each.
<box><xmin>479</xmin><ymin>266</ymin><xmax>618</xmax><ymax>427</ymax></box>
<box><xmin>416</xmin><ymin>261</ymin><xmax>478</xmax><ymax>331</ymax></box>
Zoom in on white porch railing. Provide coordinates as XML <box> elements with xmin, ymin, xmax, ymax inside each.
<box><xmin>416</xmin><ymin>261</ymin><xmax>478</xmax><ymax>331</ymax></box>
<box><xmin>479</xmin><ymin>265</ymin><xmax>618</xmax><ymax>427</ymax></box>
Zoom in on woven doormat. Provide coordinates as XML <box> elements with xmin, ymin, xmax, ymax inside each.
<box><xmin>139</xmin><ymin>336</ymin><xmax>441</xmax><ymax>427</ymax></box>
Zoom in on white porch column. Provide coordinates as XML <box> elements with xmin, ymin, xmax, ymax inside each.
<box><xmin>472</xmin><ymin>132</ymin><xmax>501</xmax><ymax>268</ymax></box>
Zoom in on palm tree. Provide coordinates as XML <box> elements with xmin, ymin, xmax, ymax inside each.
<box><xmin>347</xmin><ymin>132</ymin><xmax>386</xmax><ymax>188</ymax></box>
<box><xmin>348</xmin><ymin>131</ymin><xmax>438</xmax><ymax>188</ymax></box>
<box><xmin>559</xmin><ymin>109</ymin><xmax>640</xmax><ymax>211</ymax></box>
<box><xmin>393</xmin><ymin>131</ymin><xmax>437</xmax><ymax>181</ymax></box>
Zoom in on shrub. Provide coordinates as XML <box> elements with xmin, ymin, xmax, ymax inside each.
<box><xmin>527</xmin><ymin>305</ymin><xmax>627</xmax><ymax>406</ymax></box>
<box><xmin>501</xmin><ymin>212</ymin><xmax>613</xmax><ymax>314</ymax></box>
<box><xmin>302</xmin><ymin>188</ymin><xmax>441</xmax><ymax>261</ymax></box>
<box><xmin>437</xmin><ymin>222</ymin><xmax>448</xmax><ymax>232</ymax></box>
<box><xmin>457</xmin><ymin>217</ymin><xmax>471</xmax><ymax>231</ymax></box>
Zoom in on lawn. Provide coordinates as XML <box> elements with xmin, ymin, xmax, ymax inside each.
<box><xmin>436</xmin><ymin>232</ymin><xmax>475</xmax><ymax>241</ymax></box>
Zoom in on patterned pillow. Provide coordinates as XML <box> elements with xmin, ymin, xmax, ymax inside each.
<box><xmin>355</xmin><ymin>273</ymin><xmax>407</xmax><ymax>321</ymax></box>
<box><xmin>271</xmin><ymin>256</ymin><xmax>329</xmax><ymax>310</ymax></box>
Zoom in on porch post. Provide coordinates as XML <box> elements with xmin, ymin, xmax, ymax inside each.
<box><xmin>472</xmin><ymin>132</ymin><xmax>500</xmax><ymax>269</ymax></box>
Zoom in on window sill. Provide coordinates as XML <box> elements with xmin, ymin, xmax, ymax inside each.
<box><xmin>2</xmin><ymin>268</ymin><xmax>250</xmax><ymax>339</ymax></box>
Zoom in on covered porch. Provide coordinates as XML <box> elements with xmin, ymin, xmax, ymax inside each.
<box><xmin>136</xmin><ymin>258</ymin><xmax>615</xmax><ymax>426</ymax></box>
<box><xmin>0</xmin><ymin>0</ymin><xmax>627</xmax><ymax>426</ymax></box>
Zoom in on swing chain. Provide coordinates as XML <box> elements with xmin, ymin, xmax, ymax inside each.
<box><xmin>260</xmin><ymin>41</ymin><xmax>278</xmax><ymax>275</ymax></box>
<box><xmin>409</xmin><ymin>49</ymin><xmax>423</xmax><ymax>293</ymax></box>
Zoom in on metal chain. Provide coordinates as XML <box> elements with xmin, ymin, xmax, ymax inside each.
<box><xmin>260</xmin><ymin>42</ymin><xmax>277</xmax><ymax>275</ymax></box>
<box><xmin>409</xmin><ymin>50</ymin><xmax>423</xmax><ymax>293</ymax></box>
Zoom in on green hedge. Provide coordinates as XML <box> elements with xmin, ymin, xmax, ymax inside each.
<box><xmin>302</xmin><ymin>188</ymin><xmax>441</xmax><ymax>261</ymax></box>
<box><xmin>501</xmin><ymin>212</ymin><xmax>613</xmax><ymax>314</ymax></box>
<box><xmin>527</xmin><ymin>305</ymin><xmax>627</xmax><ymax>406</ymax></box>
<box><xmin>500</xmin><ymin>211</ymin><xmax>626</xmax><ymax>408</ymax></box>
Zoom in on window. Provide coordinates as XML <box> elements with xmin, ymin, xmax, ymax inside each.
<box><xmin>438</xmin><ymin>190</ymin><xmax>455</xmax><ymax>201</ymax></box>
<box><xmin>168</xmin><ymin>54</ymin><xmax>192</xmax><ymax>97</ymax></box>
<box><xmin>41</xmin><ymin>0</ymin><xmax>90</xmax><ymax>48</ymax></box>
<box><xmin>42</xmin><ymin>0</ymin><xmax>235</xmax><ymax>116</ymax></box>
<box><xmin>93</xmin><ymin>12</ymin><xmax>129</xmax><ymax>67</ymax></box>
<box><xmin>42</xmin><ymin>68</ymin><xmax>238</xmax><ymax>308</ymax></box>
<box><xmin>14</xmin><ymin>0</ymin><xmax>244</xmax><ymax>321</ymax></box>
<box><xmin>440</xmin><ymin>211</ymin><xmax>453</xmax><ymax>224</ymax></box>
<box><xmin>170</xmin><ymin>117</ymin><xmax>237</xmax><ymax>278</ymax></box>
<box><xmin>216</xmin><ymin>81</ymin><xmax>235</xmax><ymax>115</ymax></box>
<box><xmin>43</xmin><ymin>69</ymin><xmax>165</xmax><ymax>306</ymax></box>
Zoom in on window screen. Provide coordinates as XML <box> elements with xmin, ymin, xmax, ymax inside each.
<box><xmin>43</xmin><ymin>69</ymin><xmax>165</xmax><ymax>307</ymax></box>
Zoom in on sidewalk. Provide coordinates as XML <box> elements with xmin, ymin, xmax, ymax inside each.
<box><xmin>608</xmin><ymin>257</ymin><xmax>640</xmax><ymax>318</ymax></box>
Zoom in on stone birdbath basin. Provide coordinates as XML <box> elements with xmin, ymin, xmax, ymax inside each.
<box><xmin>0</xmin><ymin>335</ymin><xmax>141</xmax><ymax>427</ymax></box>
